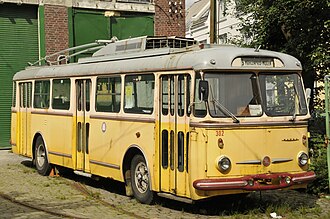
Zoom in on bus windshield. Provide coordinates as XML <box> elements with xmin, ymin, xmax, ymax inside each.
<box><xmin>259</xmin><ymin>73</ymin><xmax>308</xmax><ymax>117</ymax></box>
<box><xmin>194</xmin><ymin>72</ymin><xmax>308</xmax><ymax>118</ymax></box>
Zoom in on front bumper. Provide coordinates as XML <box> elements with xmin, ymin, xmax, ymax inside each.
<box><xmin>193</xmin><ymin>171</ymin><xmax>316</xmax><ymax>191</ymax></box>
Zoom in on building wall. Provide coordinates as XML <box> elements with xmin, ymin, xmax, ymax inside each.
<box><xmin>186</xmin><ymin>0</ymin><xmax>243</xmax><ymax>44</ymax></box>
<box><xmin>44</xmin><ymin>5</ymin><xmax>69</xmax><ymax>60</ymax></box>
<box><xmin>0</xmin><ymin>0</ymin><xmax>186</xmax><ymax>147</ymax></box>
<box><xmin>154</xmin><ymin>0</ymin><xmax>186</xmax><ymax>37</ymax></box>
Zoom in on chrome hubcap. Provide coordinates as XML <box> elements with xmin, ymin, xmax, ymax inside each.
<box><xmin>36</xmin><ymin>145</ymin><xmax>45</xmax><ymax>168</ymax></box>
<box><xmin>134</xmin><ymin>162</ymin><xmax>149</xmax><ymax>194</ymax></box>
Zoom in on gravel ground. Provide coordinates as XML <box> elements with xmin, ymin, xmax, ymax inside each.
<box><xmin>0</xmin><ymin>149</ymin><xmax>329</xmax><ymax>219</ymax></box>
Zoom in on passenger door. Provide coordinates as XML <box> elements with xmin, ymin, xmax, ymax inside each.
<box><xmin>18</xmin><ymin>82</ymin><xmax>32</xmax><ymax>156</ymax></box>
<box><xmin>75</xmin><ymin>79</ymin><xmax>91</xmax><ymax>172</ymax></box>
<box><xmin>159</xmin><ymin>74</ymin><xmax>191</xmax><ymax>196</ymax></box>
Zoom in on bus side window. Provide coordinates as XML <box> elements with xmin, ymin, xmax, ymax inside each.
<box><xmin>178</xmin><ymin>74</ymin><xmax>191</xmax><ymax>117</ymax></box>
<box><xmin>194</xmin><ymin>77</ymin><xmax>207</xmax><ymax>117</ymax></box>
<box><xmin>52</xmin><ymin>79</ymin><xmax>71</xmax><ymax>110</ymax></box>
<box><xmin>178</xmin><ymin>131</ymin><xmax>184</xmax><ymax>172</ymax></box>
<box><xmin>186</xmin><ymin>75</ymin><xmax>191</xmax><ymax>116</ymax></box>
<box><xmin>34</xmin><ymin>80</ymin><xmax>50</xmax><ymax>109</ymax></box>
<box><xmin>96</xmin><ymin>76</ymin><xmax>121</xmax><ymax>113</ymax></box>
<box><xmin>19</xmin><ymin>82</ymin><xmax>32</xmax><ymax>108</ymax></box>
<box><xmin>178</xmin><ymin>75</ymin><xmax>185</xmax><ymax>117</ymax></box>
<box><xmin>27</xmin><ymin>82</ymin><xmax>32</xmax><ymax>108</ymax></box>
<box><xmin>124</xmin><ymin>74</ymin><xmax>155</xmax><ymax>114</ymax></box>
<box><xmin>12</xmin><ymin>82</ymin><xmax>16</xmax><ymax>107</ymax></box>
<box><xmin>161</xmin><ymin>76</ymin><xmax>169</xmax><ymax>115</ymax></box>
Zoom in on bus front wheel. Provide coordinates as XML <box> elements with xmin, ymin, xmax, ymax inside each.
<box><xmin>130</xmin><ymin>154</ymin><xmax>154</xmax><ymax>204</ymax></box>
<box><xmin>35</xmin><ymin>136</ymin><xmax>52</xmax><ymax>176</ymax></box>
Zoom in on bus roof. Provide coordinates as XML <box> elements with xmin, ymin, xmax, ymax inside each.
<box><xmin>13</xmin><ymin>36</ymin><xmax>302</xmax><ymax>81</ymax></box>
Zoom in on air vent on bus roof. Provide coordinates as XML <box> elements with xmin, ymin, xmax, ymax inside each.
<box><xmin>92</xmin><ymin>36</ymin><xmax>197</xmax><ymax>57</ymax></box>
<box><xmin>145</xmin><ymin>36</ymin><xmax>197</xmax><ymax>49</ymax></box>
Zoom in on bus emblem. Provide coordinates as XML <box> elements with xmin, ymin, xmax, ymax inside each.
<box><xmin>102</xmin><ymin>122</ymin><xmax>107</xmax><ymax>133</ymax></box>
<box><xmin>263</xmin><ymin>156</ymin><xmax>271</xmax><ymax>167</ymax></box>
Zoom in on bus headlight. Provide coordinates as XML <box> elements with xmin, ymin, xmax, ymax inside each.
<box><xmin>217</xmin><ymin>156</ymin><xmax>231</xmax><ymax>172</ymax></box>
<box><xmin>298</xmin><ymin>152</ymin><xmax>309</xmax><ymax>166</ymax></box>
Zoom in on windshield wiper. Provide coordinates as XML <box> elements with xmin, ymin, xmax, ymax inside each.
<box><xmin>211</xmin><ymin>99</ymin><xmax>240</xmax><ymax>123</ymax></box>
<box><xmin>208</xmin><ymin>85</ymin><xmax>240</xmax><ymax>123</ymax></box>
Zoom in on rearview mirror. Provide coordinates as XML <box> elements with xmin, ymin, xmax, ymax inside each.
<box><xmin>199</xmin><ymin>80</ymin><xmax>209</xmax><ymax>101</ymax></box>
<box><xmin>305</xmin><ymin>88</ymin><xmax>311</xmax><ymax>106</ymax></box>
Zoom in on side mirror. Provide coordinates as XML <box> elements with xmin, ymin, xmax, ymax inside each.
<box><xmin>305</xmin><ymin>88</ymin><xmax>311</xmax><ymax>106</ymax></box>
<box><xmin>199</xmin><ymin>80</ymin><xmax>209</xmax><ymax>101</ymax></box>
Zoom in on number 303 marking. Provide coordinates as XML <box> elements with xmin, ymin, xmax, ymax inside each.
<box><xmin>216</xmin><ymin>130</ymin><xmax>224</xmax><ymax>136</ymax></box>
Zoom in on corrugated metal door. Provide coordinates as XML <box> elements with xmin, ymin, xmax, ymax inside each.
<box><xmin>0</xmin><ymin>4</ymin><xmax>39</xmax><ymax>147</ymax></box>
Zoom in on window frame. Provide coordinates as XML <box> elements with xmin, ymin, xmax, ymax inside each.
<box><xmin>34</xmin><ymin>80</ymin><xmax>50</xmax><ymax>109</ymax></box>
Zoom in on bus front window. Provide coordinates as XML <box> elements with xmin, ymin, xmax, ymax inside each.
<box><xmin>194</xmin><ymin>72</ymin><xmax>262</xmax><ymax>118</ymax></box>
<box><xmin>259</xmin><ymin>73</ymin><xmax>308</xmax><ymax>116</ymax></box>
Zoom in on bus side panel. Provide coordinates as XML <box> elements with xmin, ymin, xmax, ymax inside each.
<box><xmin>30</xmin><ymin>114</ymin><xmax>74</xmax><ymax>169</ymax></box>
<box><xmin>88</xmin><ymin>118</ymin><xmax>156</xmax><ymax>184</ymax></box>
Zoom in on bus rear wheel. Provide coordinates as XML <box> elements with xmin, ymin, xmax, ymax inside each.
<box><xmin>130</xmin><ymin>154</ymin><xmax>154</xmax><ymax>204</ymax></box>
<box><xmin>35</xmin><ymin>136</ymin><xmax>52</xmax><ymax>176</ymax></box>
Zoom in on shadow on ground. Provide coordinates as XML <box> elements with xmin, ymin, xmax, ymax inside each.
<box><xmin>21</xmin><ymin>162</ymin><xmax>318</xmax><ymax>216</ymax></box>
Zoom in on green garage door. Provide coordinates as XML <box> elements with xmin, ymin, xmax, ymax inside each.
<box><xmin>72</xmin><ymin>9</ymin><xmax>154</xmax><ymax>59</ymax></box>
<box><xmin>110</xmin><ymin>15</ymin><xmax>154</xmax><ymax>40</ymax></box>
<box><xmin>72</xmin><ymin>9</ymin><xmax>110</xmax><ymax>49</ymax></box>
<box><xmin>0</xmin><ymin>4</ymin><xmax>39</xmax><ymax>148</ymax></box>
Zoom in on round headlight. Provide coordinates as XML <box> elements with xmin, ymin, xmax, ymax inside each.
<box><xmin>218</xmin><ymin>156</ymin><xmax>231</xmax><ymax>172</ymax></box>
<box><xmin>298</xmin><ymin>152</ymin><xmax>308</xmax><ymax>166</ymax></box>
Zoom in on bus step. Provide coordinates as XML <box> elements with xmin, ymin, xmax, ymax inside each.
<box><xmin>74</xmin><ymin>171</ymin><xmax>92</xmax><ymax>178</ymax></box>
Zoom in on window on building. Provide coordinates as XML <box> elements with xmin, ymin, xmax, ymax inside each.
<box><xmin>219</xmin><ymin>33</ymin><xmax>228</xmax><ymax>44</ymax></box>
<box><xmin>219</xmin><ymin>0</ymin><xmax>226</xmax><ymax>19</ymax></box>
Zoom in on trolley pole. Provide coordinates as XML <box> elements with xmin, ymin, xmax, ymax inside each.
<box><xmin>325</xmin><ymin>75</ymin><xmax>330</xmax><ymax>194</ymax></box>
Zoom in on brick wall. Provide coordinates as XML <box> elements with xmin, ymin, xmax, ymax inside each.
<box><xmin>154</xmin><ymin>0</ymin><xmax>185</xmax><ymax>37</ymax></box>
<box><xmin>44</xmin><ymin>5</ymin><xmax>69</xmax><ymax>61</ymax></box>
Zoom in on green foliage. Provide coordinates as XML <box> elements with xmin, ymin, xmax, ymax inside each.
<box><xmin>307</xmin><ymin>112</ymin><xmax>329</xmax><ymax>194</ymax></box>
<box><xmin>307</xmin><ymin>132</ymin><xmax>329</xmax><ymax>194</ymax></box>
<box><xmin>235</xmin><ymin>0</ymin><xmax>330</xmax><ymax>108</ymax></box>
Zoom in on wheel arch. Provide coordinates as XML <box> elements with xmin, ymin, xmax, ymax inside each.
<box><xmin>32</xmin><ymin>132</ymin><xmax>48</xmax><ymax>161</ymax></box>
<box><xmin>122</xmin><ymin>145</ymin><xmax>152</xmax><ymax>190</ymax></box>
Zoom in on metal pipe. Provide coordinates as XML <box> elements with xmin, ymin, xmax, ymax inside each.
<box><xmin>210</xmin><ymin>0</ymin><xmax>217</xmax><ymax>44</ymax></box>
<box><xmin>325</xmin><ymin>75</ymin><xmax>330</xmax><ymax>193</ymax></box>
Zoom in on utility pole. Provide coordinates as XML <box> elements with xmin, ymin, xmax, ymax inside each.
<box><xmin>210</xmin><ymin>0</ymin><xmax>217</xmax><ymax>44</ymax></box>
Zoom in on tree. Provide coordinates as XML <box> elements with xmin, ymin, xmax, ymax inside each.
<box><xmin>235</xmin><ymin>0</ymin><xmax>330</xmax><ymax>108</ymax></box>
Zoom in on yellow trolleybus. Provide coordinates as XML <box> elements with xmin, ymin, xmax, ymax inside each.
<box><xmin>11</xmin><ymin>36</ymin><xmax>316</xmax><ymax>204</ymax></box>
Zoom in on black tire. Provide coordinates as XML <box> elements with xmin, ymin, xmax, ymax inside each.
<box><xmin>130</xmin><ymin>154</ymin><xmax>154</xmax><ymax>204</ymax></box>
<box><xmin>35</xmin><ymin>136</ymin><xmax>52</xmax><ymax>176</ymax></box>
